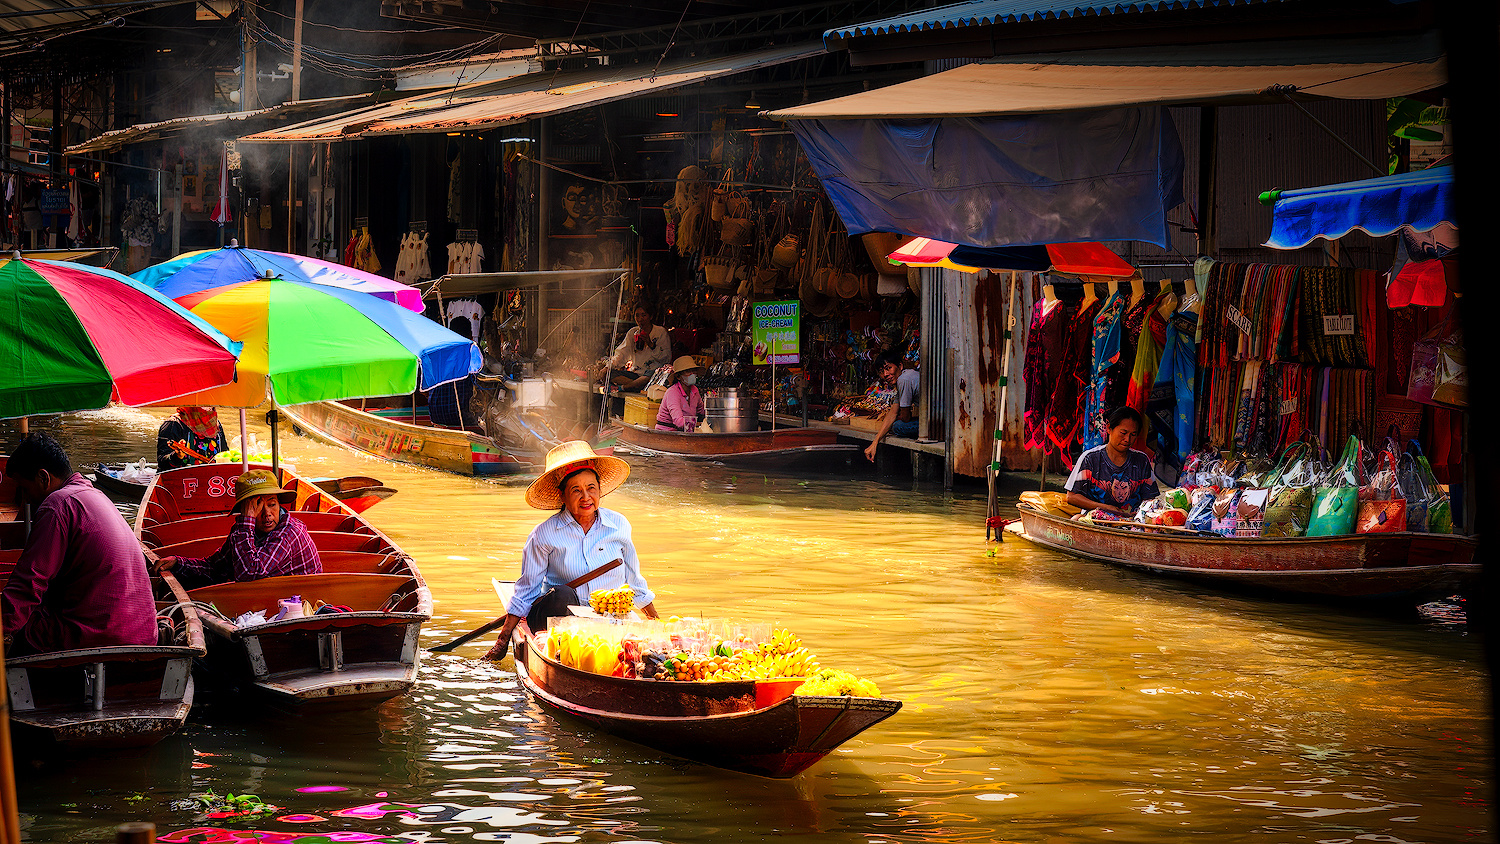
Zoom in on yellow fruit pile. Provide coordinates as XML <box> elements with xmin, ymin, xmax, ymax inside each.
<box><xmin>657</xmin><ymin>629</ymin><xmax>821</xmax><ymax>682</ymax></box>
<box><xmin>588</xmin><ymin>584</ymin><xmax>634</xmax><ymax>615</ymax></box>
<box><xmin>794</xmin><ymin>669</ymin><xmax>882</xmax><ymax>698</ymax></box>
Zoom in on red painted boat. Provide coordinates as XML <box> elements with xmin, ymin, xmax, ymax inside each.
<box><xmin>614</xmin><ymin>421</ymin><xmax>858</xmax><ymax>461</ymax></box>
<box><xmin>1009</xmin><ymin>503</ymin><xmax>1480</xmax><ymax>601</ymax></box>
<box><xmin>506</xmin><ymin>586</ymin><xmax>900</xmax><ymax>777</ymax></box>
<box><xmin>134</xmin><ymin>463</ymin><xmax>432</xmax><ymax>709</ymax></box>
<box><xmin>311</xmin><ymin>475</ymin><xmax>397</xmax><ymax>513</ymax></box>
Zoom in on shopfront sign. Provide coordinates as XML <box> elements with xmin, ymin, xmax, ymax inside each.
<box><xmin>39</xmin><ymin>189</ymin><xmax>70</xmax><ymax>214</ymax></box>
<box><xmin>1321</xmin><ymin>314</ymin><xmax>1355</xmax><ymax>336</ymax></box>
<box><xmin>752</xmin><ymin>300</ymin><xmax>800</xmax><ymax>365</ymax></box>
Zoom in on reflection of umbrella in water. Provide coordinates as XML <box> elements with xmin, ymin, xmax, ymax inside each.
<box><xmin>135</xmin><ymin>264</ymin><xmax>480</xmax><ymax>468</ymax></box>
<box><xmin>1</xmin><ymin>257</ymin><xmax>241</xmax><ymax>419</ymax></box>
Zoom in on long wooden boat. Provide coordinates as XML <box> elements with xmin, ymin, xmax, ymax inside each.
<box><xmin>134</xmin><ymin>463</ymin><xmax>432</xmax><ymax>709</ymax></box>
<box><xmin>280</xmin><ymin>400</ymin><xmax>533</xmax><ymax>475</ymax></box>
<box><xmin>90</xmin><ymin>463</ymin><xmax>152</xmax><ymax>502</ymax></box>
<box><xmin>505</xmin><ymin>583</ymin><xmax>899</xmax><ymax>777</ymax></box>
<box><xmin>310</xmin><ymin>475</ymin><xmax>397</xmax><ymax>513</ymax></box>
<box><xmin>1009</xmin><ymin>503</ymin><xmax>1481</xmax><ymax>601</ymax></box>
<box><xmin>613</xmin><ymin>421</ymin><xmax>859</xmax><ymax>461</ymax></box>
<box><xmin>1</xmin><ymin>571</ymin><xmax>205</xmax><ymax>750</ymax></box>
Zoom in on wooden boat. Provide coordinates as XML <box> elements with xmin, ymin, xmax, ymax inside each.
<box><xmin>134</xmin><ymin>462</ymin><xmax>432</xmax><ymax>709</ymax></box>
<box><xmin>310</xmin><ymin>475</ymin><xmax>397</xmax><ymax>513</ymax></box>
<box><xmin>90</xmin><ymin>462</ymin><xmax>153</xmax><ymax>502</ymax></box>
<box><xmin>504</xmin><ymin>583</ymin><xmax>900</xmax><ymax>778</ymax></box>
<box><xmin>0</xmin><ymin>461</ymin><xmax>206</xmax><ymax>750</ymax></box>
<box><xmin>279</xmin><ymin>400</ymin><xmax>536</xmax><ymax>475</ymax></box>
<box><xmin>1008</xmin><ymin>503</ymin><xmax>1481</xmax><ymax>601</ymax></box>
<box><xmin>1</xmin><ymin>571</ymin><xmax>205</xmax><ymax>750</ymax></box>
<box><xmin>613</xmin><ymin>421</ymin><xmax>859</xmax><ymax>461</ymax></box>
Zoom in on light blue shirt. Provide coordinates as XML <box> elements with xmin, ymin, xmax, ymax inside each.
<box><xmin>506</xmin><ymin>506</ymin><xmax>654</xmax><ymax>618</ymax></box>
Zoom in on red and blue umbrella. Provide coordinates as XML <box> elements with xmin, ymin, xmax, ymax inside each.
<box><xmin>1</xmin><ymin>257</ymin><xmax>241</xmax><ymax>419</ymax></box>
<box><xmin>133</xmin><ymin>246</ymin><xmax>424</xmax><ymax>312</ymax></box>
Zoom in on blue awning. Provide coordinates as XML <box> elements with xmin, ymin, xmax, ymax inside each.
<box><xmin>783</xmin><ymin>106</ymin><xmax>1184</xmax><ymax>249</ymax></box>
<box><xmin>1265</xmin><ymin>165</ymin><xmax>1454</xmax><ymax>250</ymax></box>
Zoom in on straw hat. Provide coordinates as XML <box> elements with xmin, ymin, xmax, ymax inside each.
<box><xmin>669</xmin><ymin>355</ymin><xmax>703</xmax><ymax>382</ymax></box>
<box><xmin>233</xmin><ymin>469</ymin><xmax>297</xmax><ymax>509</ymax></box>
<box><xmin>525</xmin><ymin>441</ymin><xmax>630</xmax><ymax>510</ymax></box>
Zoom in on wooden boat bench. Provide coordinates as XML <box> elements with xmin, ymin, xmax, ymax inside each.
<box><xmin>188</xmin><ymin>572</ymin><xmax>417</xmax><ymax>619</ymax></box>
<box><xmin>141</xmin><ymin>512</ymin><xmax>370</xmax><ymax>547</ymax></box>
<box><xmin>149</xmin><ymin>530</ymin><xmax>389</xmax><ymax>559</ymax></box>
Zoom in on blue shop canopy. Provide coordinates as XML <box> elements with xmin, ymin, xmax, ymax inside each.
<box><xmin>781</xmin><ymin>107</ymin><xmax>1184</xmax><ymax>249</ymax></box>
<box><xmin>1264</xmin><ymin>165</ymin><xmax>1454</xmax><ymax>250</ymax></box>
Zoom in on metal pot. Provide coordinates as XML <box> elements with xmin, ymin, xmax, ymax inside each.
<box><xmin>705</xmin><ymin>391</ymin><xmax>760</xmax><ymax>433</ymax></box>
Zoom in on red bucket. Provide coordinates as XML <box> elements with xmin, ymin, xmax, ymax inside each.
<box><xmin>754</xmin><ymin>678</ymin><xmax>804</xmax><ymax>708</ymax></box>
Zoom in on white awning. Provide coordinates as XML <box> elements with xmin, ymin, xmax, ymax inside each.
<box><xmin>67</xmin><ymin>94</ymin><xmax>378</xmax><ymax>154</ymax></box>
<box><xmin>241</xmin><ymin>42</ymin><xmax>823</xmax><ymax>143</ymax></box>
<box><xmin>769</xmin><ymin>38</ymin><xmax>1446</xmax><ymax>119</ymax></box>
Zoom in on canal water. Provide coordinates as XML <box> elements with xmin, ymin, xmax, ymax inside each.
<box><xmin>2</xmin><ymin>407</ymin><xmax>1490</xmax><ymax>843</ymax></box>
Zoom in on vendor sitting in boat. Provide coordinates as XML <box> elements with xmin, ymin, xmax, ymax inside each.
<box><xmin>484</xmin><ymin>441</ymin><xmax>658</xmax><ymax>660</ymax></box>
<box><xmin>155</xmin><ymin>469</ymin><xmax>322</xmax><ymax>589</ymax></box>
<box><xmin>655</xmin><ymin>355</ymin><xmax>705</xmax><ymax>432</ymax></box>
<box><xmin>157</xmin><ymin>406</ymin><xmax>229</xmax><ymax>469</ymax></box>
<box><xmin>602</xmin><ymin>303</ymin><xmax>672</xmax><ymax>392</ymax></box>
<box><xmin>2</xmin><ymin>433</ymin><xmax>159</xmax><ymax>655</ymax></box>
<box><xmin>1064</xmin><ymin>407</ymin><xmax>1160</xmax><ymax>517</ymax></box>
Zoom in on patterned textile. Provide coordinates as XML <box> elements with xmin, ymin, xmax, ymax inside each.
<box><xmin>1146</xmin><ymin>308</ymin><xmax>1198</xmax><ymax>485</ymax></box>
<box><xmin>173</xmin><ymin>511</ymin><xmax>323</xmax><ymax>588</ymax></box>
<box><xmin>1083</xmin><ymin>291</ymin><xmax>1127</xmax><ymax>450</ymax></box>
<box><xmin>1047</xmin><ymin>298</ymin><xmax>1101</xmax><ymax>461</ymax></box>
<box><xmin>1126</xmin><ymin>288</ymin><xmax>1176</xmax><ymax>417</ymax></box>
<box><xmin>157</xmin><ymin>416</ymin><xmax>229</xmax><ymax>469</ymax></box>
<box><xmin>1022</xmin><ymin>299</ymin><xmax>1073</xmax><ymax>452</ymax></box>
<box><xmin>1064</xmin><ymin>445</ymin><xmax>1160</xmax><ymax>513</ymax></box>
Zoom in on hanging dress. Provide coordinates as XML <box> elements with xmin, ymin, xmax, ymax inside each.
<box><xmin>1083</xmin><ymin>290</ymin><xmax>1127</xmax><ymax>450</ymax></box>
<box><xmin>1047</xmin><ymin>297</ymin><xmax>1102</xmax><ymax>464</ymax></box>
<box><xmin>1022</xmin><ymin>298</ymin><xmax>1070</xmax><ymax>452</ymax></box>
<box><xmin>1146</xmin><ymin>308</ymin><xmax>1199</xmax><ymax>486</ymax></box>
<box><xmin>1126</xmin><ymin>288</ymin><xmax>1177</xmax><ymax>414</ymax></box>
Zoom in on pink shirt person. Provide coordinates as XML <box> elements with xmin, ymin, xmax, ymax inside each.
<box><xmin>655</xmin><ymin>382</ymin><xmax>703</xmax><ymax>431</ymax></box>
<box><xmin>2</xmin><ymin>473</ymin><xmax>158</xmax><ymax>652</ymax></box>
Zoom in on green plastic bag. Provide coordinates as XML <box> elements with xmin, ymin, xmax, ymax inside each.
<box><xmin>1307</xmin><ymin>435</ymin><xmax>1363</xmax><ymax>536</ymax></box>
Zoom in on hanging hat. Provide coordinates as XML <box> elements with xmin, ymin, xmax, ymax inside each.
<box><xmin>669</xmin><ymin>355</ymin><xmax>703</xmax><ymax>382</ymax></box>
<box><xmin>232</xmin><ymin>469</ymin><xmax>297</xmax><ymax>510</ymax></box>
<box><xmin>524</xmin><ymin>441</ymin><xmax>631</xmax><ymax>510</ymax></box>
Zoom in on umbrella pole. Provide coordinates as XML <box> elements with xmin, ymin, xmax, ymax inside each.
<box><xmin>988</xmin><ymin>271</ymin><xmax>1018</xmax><ymax>540</ymax></box>
<box><xmin>238</xmin><ymin>409</ymin><xmax>249</xmax><ymax>471</ymax></box>
<box><xmin>0</xmin><ymin>636</ymin><xmax>22</xmax><ymax>844</ymax></box>
<box><xmin>269</xmin><ymin>408</ymin><xmax>280</xmax><ymax>474</ymax></box>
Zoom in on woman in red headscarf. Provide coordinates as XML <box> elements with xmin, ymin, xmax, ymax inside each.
<box><xmin>156</xmin><ymin>407</ymin><xmax>229</xmax><ymax>469</ymax></box>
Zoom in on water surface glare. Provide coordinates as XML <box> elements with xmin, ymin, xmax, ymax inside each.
<box><xmin>4</xmin><ymin>408</ymin><xmax>1489</xmax><ymax>842</ymax></box>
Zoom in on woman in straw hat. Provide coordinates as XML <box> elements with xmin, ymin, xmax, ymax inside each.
<box><xmin>654</xmin><ymin>355</ymin><xmax>706</xmax><ymax>432</ymax></box>
<box><xmin>484</xmin><ymin>441</ymin><xmax>658</xmax><ymax>660</ymax></box>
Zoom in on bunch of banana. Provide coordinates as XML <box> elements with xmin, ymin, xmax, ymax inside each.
<box><xmin>588</xmin><ymin>584</ymin><xmax>634</xmax><ymax>615</ymax></box>
<box><xmin>743</xmin><ymin>646</ymin><xmax>819</xmax><ymax>679</ymax></box>
<box><xmin>764</xmin><ymin>628</ymin><xmax>803</xmax><ymax>656</ymax></box>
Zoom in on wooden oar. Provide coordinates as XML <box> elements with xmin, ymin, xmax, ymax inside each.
<box><xmin>429</xmin><ymin>579</ymin><xmax>521</xmax><ymax>654</ymax></box>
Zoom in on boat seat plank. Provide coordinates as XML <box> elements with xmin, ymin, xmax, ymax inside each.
<box><xmin>142</xmin><ymin>512</ymin><xmax>367</xmax><ymax>547</ymax></box>
<box><xmin>188</xmin><ymin>573</ymin><xmax>414</xmax><ymax>618</ymax></box>
<box><xmin>150</xmin><ymin>531</ymin><xmax>390</xmax><ymax>559</ymax></box>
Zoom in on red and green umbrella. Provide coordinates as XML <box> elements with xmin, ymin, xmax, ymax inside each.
<box><xmin>0</xmin><ymin>257</ymin><xmax>242</xmax><ymax>419</ymax></box>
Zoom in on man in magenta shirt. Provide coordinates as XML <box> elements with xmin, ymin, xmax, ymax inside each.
<box><xmin>2</xmin><ymin>433</ymin><xmax>158</xmax><ymax>655</ymax></box>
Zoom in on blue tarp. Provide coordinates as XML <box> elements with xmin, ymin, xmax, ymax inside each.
<box><xmin>785</xmin><ymin>106</ymin><xmax>1185</xmax><ymax>249</ymax></box>
<box><xmin>1265</xmin><ymin>165</ymin><xmax>1454</xmax><ymax>250</ymax></box>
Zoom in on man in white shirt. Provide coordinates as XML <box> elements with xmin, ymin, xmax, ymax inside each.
<box><xmin>865</xmin><ymin>350</ymin><xmax>920</xmax><ymax>462</ymax></box>
<box><xmin>604</xmin><ymin>303</ymin><xmax>672</xmax><ymax>391</ymax></box>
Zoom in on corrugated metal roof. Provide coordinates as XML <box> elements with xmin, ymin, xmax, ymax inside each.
<box><xmin>240</xmin><ymin>42</ymin><xmax>822</xmax><ymax>143</ymax></box>
<box><xmin>825</xmin><ymin>0</ymin><xmax>1288</xmax><ymax>46</ymax></box>
<box><xmin>66</xmin><ymin>94</ymin><xmax>378</xmax><ymax>154</ymax></box>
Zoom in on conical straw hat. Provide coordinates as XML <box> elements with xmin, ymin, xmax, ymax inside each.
<box><xmin>524</xmin><ymin>440</ymin><xmax>630</xmax><ymax>510</ymax></box>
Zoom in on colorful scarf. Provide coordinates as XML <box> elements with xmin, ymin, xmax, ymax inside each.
<box><xmin>176</xmin><ymin>406</ymin><xmax>221</xmax><ymax>439</ymax></box>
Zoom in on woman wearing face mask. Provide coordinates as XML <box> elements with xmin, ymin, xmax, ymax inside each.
<box><xmin>654</xmin><ymin>356</ymin><xmax>706</xmax><ymax>432</ymax></box>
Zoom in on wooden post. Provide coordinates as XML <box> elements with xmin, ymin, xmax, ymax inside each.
<box><xmin>290</xmin><ymin>0</ymin><xmax>304</xmax><ymax>102</ymax></box>
<box><xmin>114</xmin><ymin>822</ymin><xmax>155</xmax><ymax>844</ymax></box>
<box><xmin>0</xmin><ymin>636</ymin><xmax>23</xmax><ymax>844</ymax></box>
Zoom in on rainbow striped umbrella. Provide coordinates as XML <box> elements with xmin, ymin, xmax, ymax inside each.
<box><xmin>136</xmin><ymin>269</ymin><xmax>479</xmax><ymax>408</ymax></box>
<box><xmin>134</xmin><ymin>246</ymin><xmax>423</xmax><ymax>312</ymax></box>
<box><xmin>0</xmin><ymin>258</ymin><xmax>242</xmax><ymax>419</ymax></box>
<box><xmin>888</xmin><ymin>238</ymin><xmax>1136</xmax><ymax>277</ymax></box>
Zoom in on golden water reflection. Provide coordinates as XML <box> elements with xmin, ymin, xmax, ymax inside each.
<box><xmin>2</xmin><ymin>408</ymin><xmax>1489</xmax><ymax>842</ymax></box>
